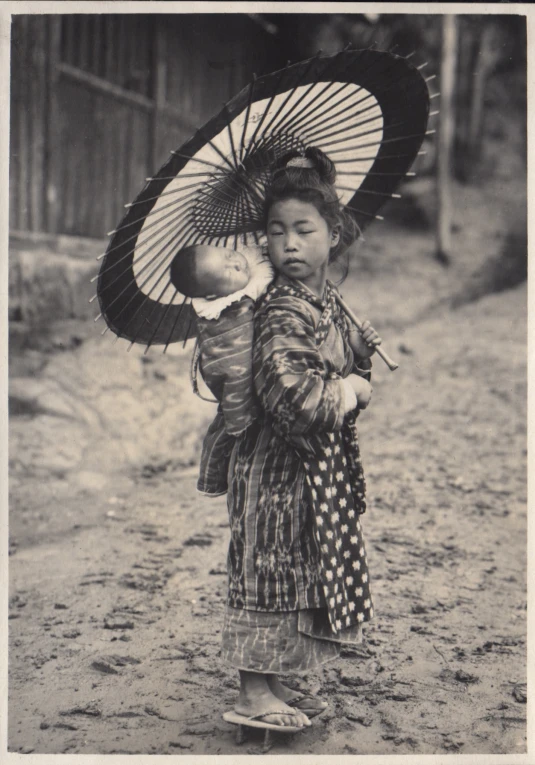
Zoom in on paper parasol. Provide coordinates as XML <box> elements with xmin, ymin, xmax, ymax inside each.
<box><xmin>95</xmin><ymin>47</ymin><xmax>434</xmax><ymax>350</ymax></box>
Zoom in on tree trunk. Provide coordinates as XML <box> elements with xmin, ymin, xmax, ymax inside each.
<box><xmin>467</xmin><ymin>22</ymin><xmax>498</xmax><ymax>165</ymax></box>
<box><xmin>436</xmin><ymin>15</ymin><xmax>458</xmax><ymax>264</ymax></box>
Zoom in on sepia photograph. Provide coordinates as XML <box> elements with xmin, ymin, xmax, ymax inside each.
<box><xmin>5</xmin><ymin>2</ymin><xmax>529</xmax><ymax>760</ymax></box>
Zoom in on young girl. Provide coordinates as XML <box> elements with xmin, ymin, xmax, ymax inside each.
<box><xmin>221</xmin><ymin>147</ymin><xmax>381</xmax><ymax>729</ymax></box>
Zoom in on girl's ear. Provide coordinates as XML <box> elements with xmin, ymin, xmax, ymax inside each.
<box><xmin>330</xmin><ymin>228</ymin><xmax>341</xmax><ymax>248</ymax></box>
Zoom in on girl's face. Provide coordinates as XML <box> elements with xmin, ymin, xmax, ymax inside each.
<box><xmin>266</xmin><ymin>199</ymin><xmax>339</xmax><ymax>289</ymax></box>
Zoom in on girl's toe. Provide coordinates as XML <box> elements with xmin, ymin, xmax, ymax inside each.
<box><xmin>297</xmin><ymin>711</ymin><xmax>312</xmax><ymax>727</ymax></box>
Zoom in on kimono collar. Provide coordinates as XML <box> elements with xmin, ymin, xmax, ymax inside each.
<box><xmin>265</xmin><ymin>277</ymin><xmax>343</xmax><ymax>344</ymax></box>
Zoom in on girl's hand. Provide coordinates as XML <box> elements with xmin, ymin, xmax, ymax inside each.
<box><xmin>348</xmin><ymin>320</ymin><xmax>382</xmax><ymax>359</ymax></box>
<box><xmin>347</xmin><ymin>374</ymin><xmax>373</xmax><ymax>409</ymax></box>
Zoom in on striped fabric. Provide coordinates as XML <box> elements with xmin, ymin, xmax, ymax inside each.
<box><xmin>196</xmin><ymin>297</ymin><xmax>260</xmax><ymax>496</ymax></box>
<box><xmin>196</xmin><ymin>297</ymin><xmax>260</xmax><ymax>436</ymax></box>
<box><xmin>226</xmin><ymin>277</ymin><xmax>373</xmax><ymax>640</ymax></box>
<box><xmin>221</xmin><ymin>605</ymin><xmax>363</xmax><ymax>674</ymax></box>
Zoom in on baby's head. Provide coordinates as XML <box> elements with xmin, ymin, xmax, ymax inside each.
<box><xmin>170</xmin><ymin>244</ymin><xmax>250</xmax><ymax>299</ymax></box>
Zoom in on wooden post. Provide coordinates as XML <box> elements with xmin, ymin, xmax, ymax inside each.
<box><xmin>45</xmin><ymin>16</ymin><xmax>62</xmax><ymax>235</ymax></box>
<box><xmin>151</xmin><ymin>19</ymin><xmax>167</xmax><ymax>172</ymax></box>
<box><xmin>468</xmin><ymin>22</ymin><xmax>498</xmax><ymax>166</ymax></box>
<box><xmin>436</xmin><ymin>15</ymin><xmax>457</xmax><ymax>264</ymax></box>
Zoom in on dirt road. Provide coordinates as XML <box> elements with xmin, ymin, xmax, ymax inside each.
<box><xmin>8</xmin><ymin>272</ymin><xmax>527</xmax><ymax>756</ymax></box>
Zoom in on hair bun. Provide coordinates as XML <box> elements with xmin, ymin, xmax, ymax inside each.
<box><xmin>271</xmin><ymin>146</ymin><xmax>337</xmax><ymax>185</ymax></box>
<box><xmin>303</xmin><ymin>146</ymin><xmax>337</xmax><ymax>185</ymax></box>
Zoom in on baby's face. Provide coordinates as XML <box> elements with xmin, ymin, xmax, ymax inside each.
<box><xmin>195</xmin><ymin>246</ymin><xmax>250</xmax><ymax>298</ymax></box>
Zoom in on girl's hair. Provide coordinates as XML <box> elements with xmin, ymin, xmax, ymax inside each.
<box><xmin>263</xmin><ymin>146</ymin><xmax>361</xmax><ymax>276</ymax></box>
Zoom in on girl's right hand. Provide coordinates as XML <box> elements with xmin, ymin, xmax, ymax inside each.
<box><xmin>347</xmin><ymin>374</ymin><xmax>373</xmax><ymax>409</ymax></box>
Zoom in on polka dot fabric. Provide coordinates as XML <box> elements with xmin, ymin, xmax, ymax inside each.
<box><xmin>304</xmin><ymin>419</ymin><xmax>373</xmax><ymax>634</ymax></box>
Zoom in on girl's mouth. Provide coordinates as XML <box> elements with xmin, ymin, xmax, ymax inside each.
<box><xmin>285</xmin><ymin>258</ymin><xmax>304</xmax><ymax>265</ymax></box>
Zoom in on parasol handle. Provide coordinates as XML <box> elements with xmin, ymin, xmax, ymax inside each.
<box><xmin>335</xmin><ymin>294</ymin><xmax>399</xmax><ymax>372</ymax></box>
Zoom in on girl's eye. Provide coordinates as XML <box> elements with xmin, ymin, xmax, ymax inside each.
<box><xmin>269</xmin><ymin>231</ymin><xmax>283</xmax><ymax>237</ymax></box>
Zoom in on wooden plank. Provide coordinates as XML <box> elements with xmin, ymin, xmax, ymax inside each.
<box><xmin>158</xmin><ymin>102</ymin><xmax>200</xmax><ymax>133</ymax></box>
<box><xmin>18</xmin><ymin>16</ymin><xmax>29</xmax><ymax>231</ymax></box>
<box><xmin>130</xmin><ymin>109</ymin><xmax>151</xmax><ymax>200</ymax></box>
<box><xmin>93</xmin><ymin>14</ymin><xmax>102</xmax><ymax>77</ymax></box>
<box><xmin>28</xmin><ymin>16</ymin><xmax>47</xmax><ymax>231</ymax></box>
<box><xmin>116</xmin><ymin>15</ymin><xmax>127</xmax><ymax>89</ymax></box>
<box><xmin>45</xmin><ymin>16</ymin><xmax>62</xmax><ymax>234</ymax></box>
<box><xmin>63</xmin><ymin>15</ymin><xmax>76</xmax><ymax>66</ymax></box>
<box><xmin>79</xmin><ymin>14</ymin><xmax>91</xmax><ymax>72</ymax></box>
<box><xmin>57</xmin><ymin>62</ymin><xmax>154</xmax><ymax>110</ymax></box>
<box><xmin>104</xmin><ymin>14</ymin><xmax>114</xmax><ymax>82</ymax></box>
<box><xmin>151</xmin><ymin>18</ymin><xmax>167</xmax><ymax>170</ymax></box>
<box><xmin>9</xmin><ymin>16</ymin><xmax>22</xmax><ymax>229</ymax></box>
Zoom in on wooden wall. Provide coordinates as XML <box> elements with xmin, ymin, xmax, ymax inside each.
<box><xmin>10</xmin><ymin>15</ymin><xmax>49</xmax><ymax>233</ymax></box>
<box><xmin>10</xmin><ymin>13</ymin><xmax>284</xmax><ymax>239</ymax></box>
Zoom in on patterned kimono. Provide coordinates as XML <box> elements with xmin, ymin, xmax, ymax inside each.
<box><xmin>221</xmin><ymin>277</ymin><xmax>374</xmax><ymax>673</ymax></box>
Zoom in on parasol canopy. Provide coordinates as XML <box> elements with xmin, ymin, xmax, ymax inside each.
<box><xmin>95</xmin><ymin>47</ymin><xmax>434</xmax><ymax>349</ymax></box>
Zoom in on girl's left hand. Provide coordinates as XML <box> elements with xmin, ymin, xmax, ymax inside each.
<box><xmin>349</xmin><ymin>320</ymin><xmax>382</xmax><ymax>359</ymax></box>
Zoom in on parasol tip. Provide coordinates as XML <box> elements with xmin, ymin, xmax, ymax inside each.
<box><xmin>426</xmin><ymin>129</ymin><xmax>437</xmax><ymax>136</ymax></box>
<box><xmin>94</xmin><ymin>313</ymin><xmax>102</xmax><ymax>323</ymax></box>
<box><xmin>88</xmin><ymin>293</ymin><xmax>98</xmax><ymax>303</ymax></box>
<box><xmin>90</xmin><ymin>274</ymin><xmax>99</xmax><ymax>284</ymax></box>
<box><xmin>375</xmin><ymin>215</ymin><xmax>384</xmax><ymax>221</ymax></box>
<box><xmin>430</xmin><ymin>92</ymin><xmax>441</xmax><ymax>100</ymax></box>
<box><xmin>417</xmin><ymin>62</ymin><xmax>428</xmax><ymax>70</ymax></box>
<box><xmin>429</xmin><ymin>110</ymin><xmax>440</xmax><ymax>117</ymax></box>
<box><xmin>425</xmin><ymin>74</ymin><xmax>437</xmax><ymax>82</ymax></box>
<box><xmin>107</xmin><ymin>229</ymin><xmax>116</xmax><ymax>236</ymax></box>
<box><xmin>124</xmin><ymin>202</ymin><xmax>133</xmax><ymax>208</ymax></box>
<box><xmin>96</xmin><ymin>253</ymin><xmax>105</xmax><ymax>261</ymax></box>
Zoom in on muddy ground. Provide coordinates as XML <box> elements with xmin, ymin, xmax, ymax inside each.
<box><xmin>8</xmin><ymin>166</ymin><xmax>527</xmax><ymax>756</ymax></box>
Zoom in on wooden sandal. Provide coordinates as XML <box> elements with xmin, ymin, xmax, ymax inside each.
<box><xmin>223</xmin><ymin>709</ymin><xmax>306</xmax><ymax>752</ymax></box>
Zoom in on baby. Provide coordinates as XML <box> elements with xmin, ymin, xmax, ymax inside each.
<box><xmin>170</xmin><ymin>243</ymin><xmax>274</xmax><ymax>496</ymax></box>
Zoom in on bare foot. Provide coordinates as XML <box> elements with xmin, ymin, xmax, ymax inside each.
<box><xmin>236</xmin><ymin>672</ymin><xmax>311</xmax><ymax>728</ymax></box>
<box><xmin>267</xmin><ymin>675</ymin><xmax>328</xmax><ymax>714</ymax></box>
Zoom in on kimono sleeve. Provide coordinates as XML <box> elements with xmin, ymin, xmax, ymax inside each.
<box><xmin>340</xmin><ymin>312</ymin><xmax>372</xmax><ymax>381</ymax></box>
<box><xmin>255</xmin><ymin>306</ymin><xmax>348</xmax><ymax>437</ymax></box>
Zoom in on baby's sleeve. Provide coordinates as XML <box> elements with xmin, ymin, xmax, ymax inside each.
<box><xmin>255</xmin><ymin>306</ymin><xmax>349</xmax><ymax>437</ymax></box>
